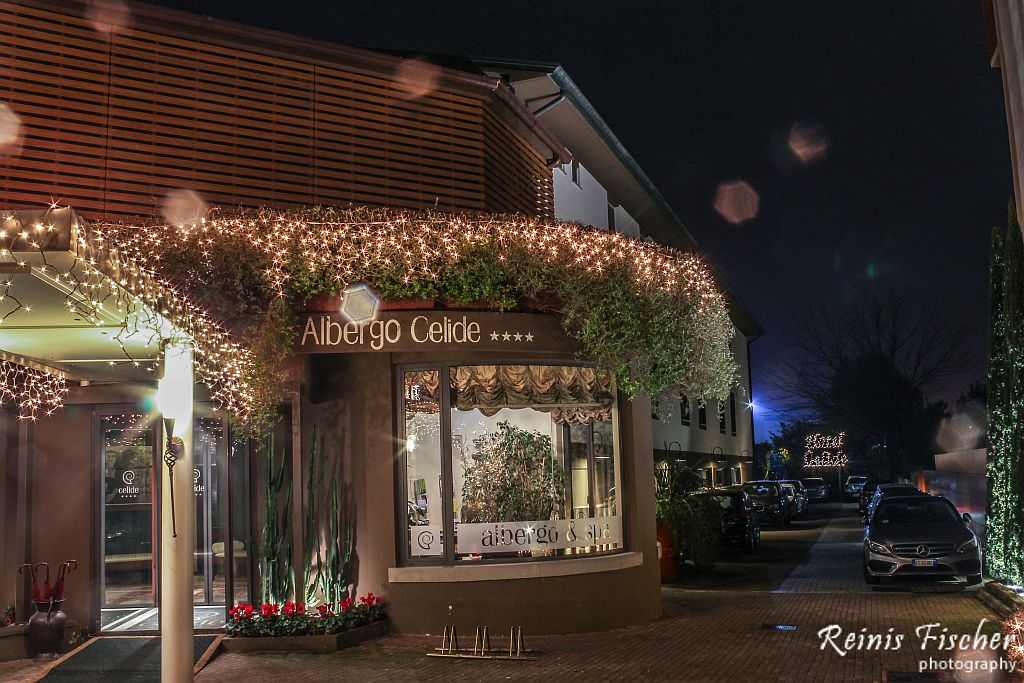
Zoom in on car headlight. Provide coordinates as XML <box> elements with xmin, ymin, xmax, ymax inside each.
<box><xmin>867</xmin><ymin>540</ymin><xmax>892</xmax><ymax>556</ymax></box>
<box><xmin>957</xmin><ymin>536</ymin><xmax>979</xmax><ymax>553</ymax></box>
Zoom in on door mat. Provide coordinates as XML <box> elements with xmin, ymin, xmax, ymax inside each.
<box><xmin>41</xmin><ymin>634</ymin><xmax>220</xmax><ymax>682</ymax></box>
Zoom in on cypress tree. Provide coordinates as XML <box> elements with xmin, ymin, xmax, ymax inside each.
<box><xmin>986</xmin><ymin>204</ymin><xmax>1024</xmax><ymax>582</ymax></box>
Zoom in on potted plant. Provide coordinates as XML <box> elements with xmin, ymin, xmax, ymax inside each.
<box><xmin>655</xmin><ymin>462</ymin><xmax>720</xmax><ymax>578</ymax></box>
<box><xmin>221</xmin><ymin>593</ymin><xmax>388</xmax><ymax>653</ymax></box>
<box><xmin>460</xmin><ymin>421</ymin><xmax>564</xmax><ymax>526</ymax></box>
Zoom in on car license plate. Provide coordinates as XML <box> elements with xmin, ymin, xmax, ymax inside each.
<box><xmin>912</xmin><ymin>559</ymin><xmax>935</xmax><ymax>567</ymax></box>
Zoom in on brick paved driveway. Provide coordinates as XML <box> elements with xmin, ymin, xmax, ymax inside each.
<box><xmin>191</xmin><ymin>504</ymin><xmax>1016</xmax><ymax>682</ymax></box>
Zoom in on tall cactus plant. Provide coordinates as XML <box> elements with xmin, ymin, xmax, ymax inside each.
<box><xmin>324</xmin><ymin>477</ymin><xmax>354</xmax><ymax>604</ymax></box>
<box><xmin>258</xmin><ymin>435</ymin><xmax>293</xmax><ymax>605</ymax></box>
<box><xmin>303</xmin><ymin>427</ymin><xmax>325</xmax><ymax>603</ymax></box>
<box><xmin>296</xmin><ymin>426</ymin><xmax>355</xmax><ymax>606</ymax></box>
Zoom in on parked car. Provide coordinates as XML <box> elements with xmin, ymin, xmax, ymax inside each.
<box><xmin>742</xmin><ymin>480</ymin><xmax>790</xmax><ymax>527</ymax></box>
<box><xmin>710</xmin><ymin>487</ymin><xmax>761</xmax><ymax>552</ymax></box>
<box><xmin>802</xmin><ymin>477</ymin><xmax>830</xmax><ymax>502</ymax></box>
<box><xmin>864</xmin><ymin>484</ymin><xmax>926</xmax><ymax>522</ymax></box>
<box><xmin>778</xmin><ymin>482</ymin><xmax>798</xmax><ymax>519</ymax></box>
<box><xmin>863</xmin><ymin>495</ymin><xmax>982</xmax><ymax>586</ymax></box>
<box><xmin>778</xmin><ymin>480</ymin><xmax>808</xmax><ymax>517</ymax></box>
<box><xmin>858</xmin><ymin>480</ymin><xmax>881</xmax><ymax>515</ymax></box>
<box><xmin>844</xmin><ymin>475</ymin><xmax>868</xmax><ymax>501</ymax></box>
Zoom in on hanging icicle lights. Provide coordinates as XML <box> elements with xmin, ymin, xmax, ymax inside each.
<box><xmin>0</xmin><ymin>205</ymin><xmax>736</xmax><ymax>429</ymax></box>
<box><xmin>95</xmin><ymin>205</ymin><xmax>737</xmax><ymax>400</ymax></box>
<box><xmin>0</xmin><ymin>359</ymin><xmax>68</xmax><ymax>420</ymax></box>
<box><xmin>100</xmin><ymin>205</ymin><xmax>731</xmax><ymax>300</ymax></box>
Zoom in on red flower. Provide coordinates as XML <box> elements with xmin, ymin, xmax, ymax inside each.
<box><xmin>283</xmin><ymin>601</ymin><xmax>306</xmax><ymax>618</ymax></box>
<box><xmin>317</xmin><ymin>604</ymin><xmax>333</xmax><ymax>617</ymax></box>
<box><xmin>229</xmin><ymin>604</ymin><xmax>254</xmax><ymax>620</ymax></box>
<box><xmin>359</xmin><ymin>593</ymin><xmax>384</xmax><ymax>607</ymax></box>
<box><xmin>260</xmin><ymin>603</ymin><xmax>279</xmax><ymax>617</ymax></box>
<box><xmin>339</xmin><ymin>597</ymin><xmax>354</xmax><ymax>612</ymax></box>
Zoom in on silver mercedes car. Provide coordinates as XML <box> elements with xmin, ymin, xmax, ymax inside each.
<box><xmin>863</xmin><ymin>495</ymin><xmax>982</xmax><ymax>585</ymax></box>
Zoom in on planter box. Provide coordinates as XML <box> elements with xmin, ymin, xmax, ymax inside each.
<box><xmin>381</xmin><ymin>298</ymin><xmax>436</xmax><ymax>311</ymax></box>
<box><xmin>0</xmin><ymin>625</ymin><xmax>30</xmax><ymax>662</ymax></box>
<box><xmin>221</xmin><ymin>620</ymin><xmax>389</xmax><ymax>653</ymax></box>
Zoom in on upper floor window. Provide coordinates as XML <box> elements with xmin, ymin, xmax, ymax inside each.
<box><xmin>680</xmin><ymin>396</ymin><xmax>691</xmax><ymax>426</ymax></box>
<box><xmin>718</xmin><ymin>400</ymin><xmax>727</xmax><ymax>434</ymax></box>
<box><xmin>571</xmin><ymin>159</ymin><xmax>581</xmax><ymax>186</ymax></box>
<box><xmin>607</xmin><ymin>204</ymin><xmax>617</xmax><ymax>232</ymax></box>
<box><xmin>698</xmin><ymin>401</ymin><xmax>707</xmax><ymax>430</ymax></box>
<box><xmin>729</xmin><ymin>392</ymin><xmax>737</xmax><ymax>436</ymax></box>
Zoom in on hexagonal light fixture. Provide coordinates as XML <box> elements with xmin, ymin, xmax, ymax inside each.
<box><xmin>340</xmin><ymin>283</ymin><xmax>380</xmax><ymax>324</ymax></box>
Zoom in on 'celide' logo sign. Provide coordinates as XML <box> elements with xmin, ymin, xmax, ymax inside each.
<box><xmin>296</xmin><ymin>311</ymin><xmax>575</xmax><ymax>354</ymax></box>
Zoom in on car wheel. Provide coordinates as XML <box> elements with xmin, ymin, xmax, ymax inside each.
<box><xmin>965</xmin><ymin>573</ymin><xmax>983</xmax><ymax>586</ymax></box>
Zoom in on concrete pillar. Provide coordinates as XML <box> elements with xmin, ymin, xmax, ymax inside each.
<box><xmin>158</xmin><ymin>342</ymin><xmax>194</xmax><ymax>683</ymax></box>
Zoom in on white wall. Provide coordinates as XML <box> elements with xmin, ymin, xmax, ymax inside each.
<box><xmin>650</xmin><ymin>327</ymin><xmax>754</xmax><ymax>472</ymax></box>
<box><xmin>994</xmin><ymin>0</ymin><xmax>1024</xmax><ymax>231</ymax></box>
<box><xmin>612</xmin><ymin>205</ymin><xmax>640</xmax><ymax>238</ymax></box>
<box><xmin>553</xmin><ymin>161</ymin><xmax>609</xmax><ymax>230</ymax></box>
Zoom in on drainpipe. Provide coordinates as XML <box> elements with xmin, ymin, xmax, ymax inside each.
<box><xmin>157</xmin><ymin>341</ymin><xmax>195</xmax><ymax>683</ymax></box>
<box><xmin>488</xmin><ymin>83</ymin><xmax>570</xmax><ymax>167</ymax></box>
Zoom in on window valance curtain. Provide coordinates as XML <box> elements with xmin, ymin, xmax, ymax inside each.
<box><xmin>403</xmin><ymin>365</ymin><xmax>613</xmax><ymax>418</ymax></box>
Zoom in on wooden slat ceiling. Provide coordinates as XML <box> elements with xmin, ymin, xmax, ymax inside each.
<box><xmin>0</xmin><ymin>2</ymin><xmax>553</xmax><ymax>220</ymax></box>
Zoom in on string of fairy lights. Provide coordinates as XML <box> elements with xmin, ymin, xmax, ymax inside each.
<box><xmin>0</xmin><ymin>204</ymin><xmax>732</xmax><ymax>427</ymax></box>
<box><xmin>0</xmin><ymin>359</ymin><xmax>68</xmax><ymax>420</ymax></box>
<box><xmin>96</xmin><ymin>205</ymin><xmax>728</xmax><ymax>309</ymax></box>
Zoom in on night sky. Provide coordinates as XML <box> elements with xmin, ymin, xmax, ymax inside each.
<box><xmin>149</xmin><ymin>0</ymin><xmax>1013</xmax><ymax>440</ymax></box>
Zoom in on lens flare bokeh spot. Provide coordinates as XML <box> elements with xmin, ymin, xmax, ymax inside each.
<box><xmin>787</xmin><ymin>122</ymin><xmax>829</xmax><ymax>164</ymax></box>
<box><xmin>713</xmin><ymin>180</ymin><xmax>760</xmax><ymax>224</ymax></box>
<box><xmin>160</xmin><ymin>189</ymin><xmax>208</xmax><ymax>227</ymax></box>
<box><xmin>0</xmin><ymin>104</ymin><xmax>23</xmax><ymax>158</ymax></box>
<box><xmin>85</xmin><ymin>0</ymin><xmax>132</xmax><ymax>35</ymax></box>
<box><xmin>394</xmin><ymin>58</ymin><xmax>441</xmax><ymax>101</ymax></box>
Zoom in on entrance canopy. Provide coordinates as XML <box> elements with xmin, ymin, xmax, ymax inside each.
<box><xmin>0</xmin><ymin>206</ymin><xmax>250</xmax><ymax>420</ymax></box>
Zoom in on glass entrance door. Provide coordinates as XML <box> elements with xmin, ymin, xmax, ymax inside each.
<box><xmin>100</xmin><ymin>413</ymin><xmax>159</xmax><ymax>631</ymax></box>
<box><xmin>193</xmin><ymin>416</ymin><xmax>227</xmax><ymax>628</ymax></box>
<box><xmin>98</xmin><ymin>409</ymin><xmax>244</xmax><ymax>632</ymax></box>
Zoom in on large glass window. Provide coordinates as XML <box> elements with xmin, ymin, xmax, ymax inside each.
<box><xmin>400</xmin><ymin>364</ymin><xmax>624</xmax><ymax>564</ymax></box>
<box><xmin>404</xmin><ymin>370</ymin><xmax>445</xmax><ymax>559</ymax></box>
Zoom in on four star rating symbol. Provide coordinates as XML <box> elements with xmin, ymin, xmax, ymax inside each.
<box><xmin>489</xmin><ymin>330</ymin><xmax>534</xmax><ymax>344</ymax></box>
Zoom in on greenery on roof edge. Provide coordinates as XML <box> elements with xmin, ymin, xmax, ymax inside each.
<box><xmin>101</xmin><ymin>206</ymin><xmax>739</xmax><ymax>433</ymax></box>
